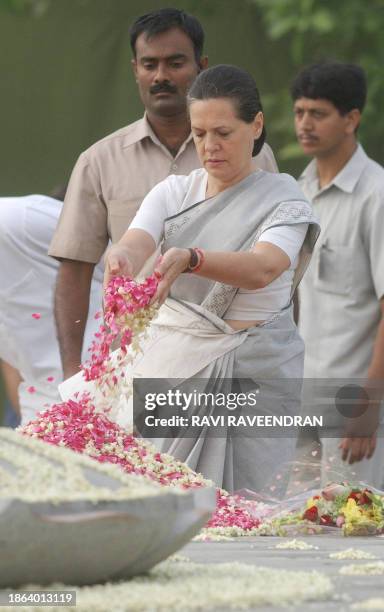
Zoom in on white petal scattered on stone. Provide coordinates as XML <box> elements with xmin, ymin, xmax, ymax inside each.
<box><xmin>339</xmin><ymin>562</ymin><xmax>384</xmax><ymax>576</ymax></box>
<box><xmin>274</xmin><ymin>539</ymin><xmax>318</xmax><ymax>550</ymax></box>
<box><xmin>5</xmin><ymin>561</ymin><xmax>333</xmax><ymax>611</ymax></box>
<box><xmin>168</xmin><ymin>554</ymin><xmax>191</xmax><ymax>563</ymax></box>
<box><xmin>352</xmin><ymin>598</ymin><xmax>384</xmax><ymax>610</ymax></box>
<box><xmin>330</xmin><ymin>549</ymin><xmax>376</xmax><ymax>560</ymax></box>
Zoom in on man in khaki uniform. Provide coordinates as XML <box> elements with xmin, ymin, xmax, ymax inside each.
<box><xmin>292</xmin><ymin>61</ymin><xmax>384</xmax><ymax>487</ymax></box>
<box><xmin>49</xmin><ymin>8</ymin><xmax>277</xmax><ymax>379</ymax></box>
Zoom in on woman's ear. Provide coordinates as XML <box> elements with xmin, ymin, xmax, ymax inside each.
<box><xmin>253</xmin><ymin>112</ymin><xmax>264</xmax><ymax>139</ymax></box>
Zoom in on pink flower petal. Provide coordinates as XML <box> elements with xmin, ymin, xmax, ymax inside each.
<box><xmin>31</xmin><ymin>313</ymin><xmax>41</xmax><ymax>319</ymax></box>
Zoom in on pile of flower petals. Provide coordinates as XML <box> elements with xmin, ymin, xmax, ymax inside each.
<box><xmin>81</xmin><ymin>275</ymin><xmax>158</xmax><ymax>388</ymax></box>
<box><xmin>20</xmin><ymin>398</ymin><xmax>261</xmax><ymax>533</ymax></box>
<box><xmin>208</xmin><ymin>490</ymin><xmax>261</xmax><ymax>534</ymax></box>
<box><xmin>20</xmin><ymin>273</ymin><xmax>261</xmax><ymax>533</ymax></box>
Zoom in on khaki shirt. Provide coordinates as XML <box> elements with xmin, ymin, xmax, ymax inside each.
<box><xmin>299</xmin><ymin>145</ymin><xmax>384</xmax><ymax>379</ymax></box>
<box><xmin>49</xmin><ymin>115</ymin><xmax>278</xmax><ymax>263</ymax></box>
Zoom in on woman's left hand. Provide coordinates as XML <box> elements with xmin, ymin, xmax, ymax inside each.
<box><xmin>152</xmin><ymin>248</ymin><xmax>190</xmax><ymax>306</ymax></box>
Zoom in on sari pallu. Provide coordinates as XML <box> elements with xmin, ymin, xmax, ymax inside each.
<box><xmin>131</xmin><ymin>170</ymin><xmax>320</xmax><ymax>495</ymax></box>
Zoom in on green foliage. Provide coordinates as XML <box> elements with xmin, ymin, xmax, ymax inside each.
<box><xmin>250</xmin><ymin>0</ymin><xmax>384</xmax><ymax>168</ymax></box>
<box><xmin>2</xmin><ymin>0</ymin><xmax>384</xmax><ymax>171</ymax></box>
<box><xmin>0</xmin><ymin>0</ymin><xmax>52</xmax><ymax>15</ymax></box>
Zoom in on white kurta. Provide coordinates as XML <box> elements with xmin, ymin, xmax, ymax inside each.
<box><xmin>0</xmin><ymin>195</ymin><xmax>103</xmax><ymax>424</ymax></box>
<box><xmin>298</xmin><ymin>145</ymin><xmax>384</xmax><ymax>488</ymax></box>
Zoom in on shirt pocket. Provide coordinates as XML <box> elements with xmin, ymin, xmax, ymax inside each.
<box><xmin>107</xmin><ymin>198</ymin><xmax>142</xmax><ymax>242</ymax></box>
<box><xmin>314</xmin><ymin>243</ymin><xmax>353</xmax><ymax>296</ymax></box>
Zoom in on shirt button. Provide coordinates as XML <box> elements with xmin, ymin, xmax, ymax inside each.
<box><xmin>171</xmin><ymin>163</ymin><xmax>178</xmax><ymax>171</ymax></box>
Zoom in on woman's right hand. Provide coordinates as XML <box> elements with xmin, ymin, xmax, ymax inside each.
<box><xmin>104</xmin><ymin>244</ymin><xmax>134</xmax><ymax>289</ymax></box>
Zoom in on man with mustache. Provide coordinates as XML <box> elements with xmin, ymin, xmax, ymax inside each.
<box><xmin>49</xmin><ymin>7</ymin><xmax>277</xmax><ymax>380</ymax></box>
<box><xmin>292</xmin><ymin>61</ymin><xmax>384</xmax><ymax>486</ymax></box>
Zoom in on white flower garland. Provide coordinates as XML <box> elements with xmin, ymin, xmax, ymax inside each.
<box><xmin>0</xmin><ymin>428</ymin><xmax>166</xmax><ymax>503</ymax></box>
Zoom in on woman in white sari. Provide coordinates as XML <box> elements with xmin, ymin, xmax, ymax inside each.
<box><xmin>104</xmin><ymin>65</ymin><xmax>320</xmax><ymax>495</ymax></box>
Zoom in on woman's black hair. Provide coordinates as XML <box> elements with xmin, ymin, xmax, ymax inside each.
<box><xmin>188</xmin><ymin>64</ymin><xmax>266</xmax><ymax>156</ymax></box>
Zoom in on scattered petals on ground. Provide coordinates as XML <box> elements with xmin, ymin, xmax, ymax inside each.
<box><xmin>274</xmin><ymin>539</ymin><xmax>318</xmax><ymax>550</ymax></box>
<box><xmin>339</xmin><ymin>561</ymin><xmax>384</xmax><ymax>575</ymax></box>
<box><xmin>4</xmin><ymin>561</ymin><xmax>333</xmax><ymax>611</ymax></box>
<box><xmin>329</xmin><ymin>548</ymin><xmax>377</xmax><ymax>560</ymax></box>
<box><xmin>352</xmin><ymin>598</ymin><xmax>384</xmax><ymax>610</ymax></box>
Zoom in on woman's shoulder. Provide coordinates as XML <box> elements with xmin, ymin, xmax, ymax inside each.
<box><xmin>257</xmin><ymin>170</ymin><xmax>308</xmax><ymax>201</ymax></box>
<box><xmin>165</xmin><ymin>168</ymin><xmax>206</xmax><ymax>190</ymax></box>
<box><xmin>158</xmin><ymin>169</ymin><xmax>207</xmax><ymax>215</ymax></box>
<box><xmin>258</xmin><ymin>170</ymin><xmax>300</xmax><ymax>186</ymax></box>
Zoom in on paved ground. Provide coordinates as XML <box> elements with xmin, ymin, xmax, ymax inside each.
<box><xmin>182</xmin><ymin>535</ymin><xmax>384</xmax><ymax>611</ymax></box>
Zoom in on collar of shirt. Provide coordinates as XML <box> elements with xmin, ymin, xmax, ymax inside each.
<box><xmin>299</xmin><ymin>143</ymin><xmax>370</xmax><ymax>199</ymax></box>
<box><xmin>122</xmin><ymin>113</ymin><xmax>194</xmax><ymax>161</ymax></box>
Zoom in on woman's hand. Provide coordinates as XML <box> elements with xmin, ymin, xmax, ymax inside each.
<box><xmin>104</xmin><ymin>244</ymin><xmax>134</xmax><ymax>289</ymax></box>
<box><xmin>152</xmin><ymin>247</ymin><xmax>190</xmax><ymax>306</ymax></box>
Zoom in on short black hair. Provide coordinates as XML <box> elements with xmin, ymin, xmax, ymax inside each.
<box><xmin>129</xmin><ymin>8</ymin><xmax>204</xmax><ymax>63</ymax></box>
<box><xmin>291</xmin><ymin>61</ymin><xmax>367</xmax><ymax>115</ymax></box>
<box><xmin>188</xmin><ymin>64</ymin><xmax>266</xmax><ymax>156</ymax></box>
